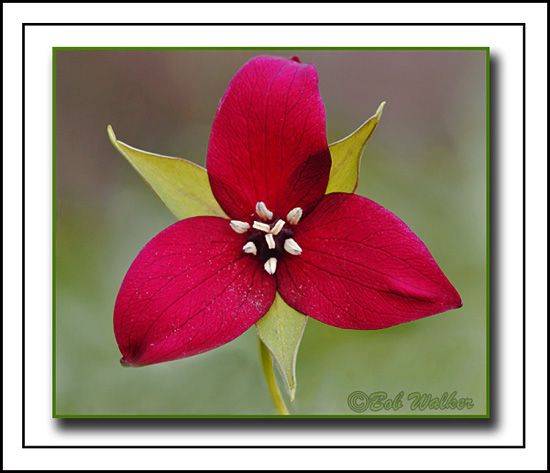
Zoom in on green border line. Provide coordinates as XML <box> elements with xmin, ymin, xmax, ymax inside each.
<box><xmin>52</xmin><ymin>49</ymin><xmax>57</xmax><ymax>418</ymax></box>
<box><xmin>52</xmin><ymin>46</ymin><xmax>491</xmax><ymax>419</ymax></box>
<box><xmin>53</xmin><ymin>46</ymin><xmax>489</xmax><ymax>51</ymax></box>
<box><xmin>486</xmin><ymin>47</ymin><xmax>491</xmax><ymax>418</ymax></box>
<box><xmin>55</xmin><ymin>414</ymin><xmax>487</xmax><ymax>419</ymax></box>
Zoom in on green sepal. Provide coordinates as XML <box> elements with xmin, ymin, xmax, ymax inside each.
<box><xmin>326</xmin><ymin>102</ymin><xmax>385</xmax><ymax>194</ymax></box>
<box><xmin>107</xmin><ymin>125</ymin><xmax>227</xmax><ymax>220</ymax></box>
<box><xmin>255</xmin><ymin>293</ymin><xmax>308</xmax><ymax>402</ymax></box>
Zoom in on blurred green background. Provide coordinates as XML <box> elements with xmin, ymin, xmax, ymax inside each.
<box><xmin>54</xmin><ymin>49</ymin><xmax>487</xmax><ymax>416</ymax></box>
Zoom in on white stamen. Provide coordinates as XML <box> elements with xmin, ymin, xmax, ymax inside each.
<box><xmin>256</xmin><ymin>202</ymin><xmax>274</xmax><ymax>221</ymax></box>
<box><xmin>242</xmin><ymin>242</ymin><xmax>257</xmax><ymax>255</ymax></box>
<box><xmin>270</xmin><ymin>219</ymin><xmax>285</xmax><ymax>235</ymax></box>
<box><xmin>264</xmin><ymin>257</ymin><xmax>278</xmax><ymax>275</ymax></box>
<box><xmin>265</xmin><ymin>233</ymin><xmax>276</xmax><ymax>249</ymax></box>
<box><xmin>286</xmin><ymin>207</ymin><xmax>303</xmax><ymax>225</ymax></box>
<box><xmin>284</xmin><ymin>238</ymin><xmax>302</xmax><ymax>256</ymax></box>
<box><xmin>230</xmin><ymin>220</ymin><xmax>250</xmax><ymax>234</ymax></box>
<box><xmin>252</xmin><ymin>221</ymin><xmax>271</xmax><ymax>233</ymax></box>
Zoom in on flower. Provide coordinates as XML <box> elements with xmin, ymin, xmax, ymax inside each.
<box><xmin>114</xmin><ymin>55</ymin><xmax>462</xmax><ymax>368</ymax></box>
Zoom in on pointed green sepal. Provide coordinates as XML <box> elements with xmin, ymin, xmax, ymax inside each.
<box><xmin>255</xmin><ymin>293</ymin><xmax>308</xmax><ymax>402</ymax></box>
<box><xmin>326</xmin><ymin>101</ymin><xmax>385</xmax><ymax>194</ymax></box>
<box><xmin>107</xmin><ymin>125</ymin><xmax>227</xmax><ymax>220</ymax></box>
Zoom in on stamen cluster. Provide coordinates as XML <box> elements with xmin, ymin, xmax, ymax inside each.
<box><xmin>230</xmin><ymin>202</ymin><xmax>303</xmax><ymax>274</ymax></box>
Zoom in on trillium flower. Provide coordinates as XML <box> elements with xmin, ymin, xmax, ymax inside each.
<box><xmin>112</xmin><ymin>55</ymin><xmax>462</xmax><ymax>370</ymax></box>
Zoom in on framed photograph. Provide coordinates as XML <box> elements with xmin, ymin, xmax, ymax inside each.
<box><xmin>53</xmin><ymin>47</ymin><xmax>488</xmax><ymax>418</ymax></box>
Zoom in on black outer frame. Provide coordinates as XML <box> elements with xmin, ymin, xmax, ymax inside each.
<box><xmin>23</xmin><ymin>22</ymin><xmax>526</xmax><ymax>449</ymax></box>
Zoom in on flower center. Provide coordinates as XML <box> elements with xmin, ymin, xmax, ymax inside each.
<box><xmin>229</xmin><ymin>202</ymin><xmax>303</xmax><ymax>274</ymax></box>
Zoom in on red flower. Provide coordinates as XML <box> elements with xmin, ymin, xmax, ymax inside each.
<box><xmin>114</xmin><ymin>56</ymin><xmax>462</xmax><ymax>367</ymax></box>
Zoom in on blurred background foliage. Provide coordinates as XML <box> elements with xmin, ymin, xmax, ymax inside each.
<box><xmin>55</xmin><ymin>49</ymin><xmax>487</xmax><ymax>416</ymax></box>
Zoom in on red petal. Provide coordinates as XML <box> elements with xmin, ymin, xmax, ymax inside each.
<box><xmin>277</xmin><ymin>193</ymin><xmax>462</xmax><ymax>329</ymax></box>
<box><xmin>114</xmin><ymin>217</ymin><xmax>276</xmax><ymax>366</ymax></box>
<box><xmin>207</xmin><ymin>56</ymin><xmax>331</xmax><ymax>221</ymax></box>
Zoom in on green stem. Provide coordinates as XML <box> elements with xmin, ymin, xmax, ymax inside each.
<box><xmin>258</xmin><ymin>338</ymin><xmax>290</xmax><ymax>415</ymax></box>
